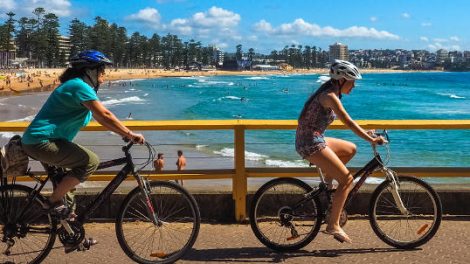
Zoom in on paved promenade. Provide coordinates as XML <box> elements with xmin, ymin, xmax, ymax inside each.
<box><xmin>35</xmin><ymin>219</ymin><xmax>469</xmax><ymax>264</ymax></box>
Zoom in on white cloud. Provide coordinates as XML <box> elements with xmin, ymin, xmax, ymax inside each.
<box><xmin>290</xmin><ymin>40</ymin><xmax>300</xmax><ymax>46</ymax></box>
<box><xmin>370</xmin><ymin>16</ymin><xmax>378</xmax><ymax>22</ymax></box>
<box><xmin>433</xmin><ymin>38</ymin><xmax>448</xmax><ymax>43</ymax></box>
<box><xmin>124</xmin><ymin>6</ymin><xmax>241</xmax><ymax>44</ymax></box>
<box><xmin>191</xmin><ymin>6</ymin><xmax>240</xmax><ymax>28</ymax></box>
<box><xmin>420</xmin><ymin>36</ymin><xmax>429</xmax><ymax>42</ymax></box>
<box><xmin>0</xmin><ymin>0</ymin><xmax>16</xmax><ymax>11</ymax></box>
<box><xmin>169</xmin><ymin>18</ymin><xmax>191</xmax><ymax>34</ymax></box>
<box><xmin>421</xmin><ymin>22</ymin><xmax>432</xmax><ymax>27</ymax></box>
<box><xmin>0</xmin><ymin>0</ymin><xmax>72</xmax><ymax>17</ymax></box>
<box><xmin>253</xmin><ymin>18</ymin><xmax>399</xmax><ymax>40</ymax></box>
<box><xmin>401</xmin><ymin>12</ymin><xmax>411</xmax><ymax>19</ymax></box>
<box><xmin>428</xmin><ymin>42</ymin><xmax>461</xmax><ymax>51</ymax></box>
<box><xmin>126</xmin><ymin>7</ymin><xmax>162</xmax><ymax>25</ymax></box>
<box><xmin>427</xmin><ymin>36</ymin><xmax>461</xmax><ymax>51</ymax></box>
<box><xmin>247</xmin><ymin>35</ymin><xmax>258</xmax><ymax>41</ymax></box>
<box><xmin>253</xmin><ymin>20</ymin><xmax>273</xmax><ymax>33</ymax></box>
<box><xmin>169</xmin><ymin>6</ymin><xmax>241</xmax><ymax>38</ymax></box>
<box><xmin>215</xmin><ymin>42</ymin><xmax>228</xmax><ymax>49</ymax></box>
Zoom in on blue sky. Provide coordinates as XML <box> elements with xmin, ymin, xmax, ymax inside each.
<box><xmin>1</xmin><ymin>0</ymin><xmax>469</xmax><ymax>53</ymax></box>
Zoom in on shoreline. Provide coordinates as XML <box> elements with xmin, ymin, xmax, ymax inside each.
<box><xmin>0</xmin><ymin>68</ymin><xmax>442</xmax><ymax>96</ymax></box>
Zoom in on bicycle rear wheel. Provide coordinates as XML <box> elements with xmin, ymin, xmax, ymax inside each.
<box><xmin>369</xmin><ymin>175</ymin><xmax>442</xmax><ymax>249</ymax></box>
<box><xmin>0</xmin><ymin>184</ymin><xmax>56</xmax><ymax>264</ymax></box>
<box><xmin>116</xmin><ymin>181</ymin><xmax>200</xmax><ymax>264</ymax></box>
<box><xmin>249</xmin><ymin>177</ymin><xmax>322</xmax><ymax>251</ymax></box>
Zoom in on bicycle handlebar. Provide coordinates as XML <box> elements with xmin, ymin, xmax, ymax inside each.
<box><xmin>371</xmin><ymin>130</ymin><xmax>391</xmax><ymax>166</ymax></box>
<box><xmin>374</xmin><ymin>129</ymin><xmax>390</xmax><ymax>143</ymax></box>
<box><xmin>122</xmin><ymin>137</ymin><xmax>134</xmax><ymax>153</ymax></box>
<box><xmin>121</xmin><ymin>138</ymin><xmax>156</xmax><ymax>172</ymax></box>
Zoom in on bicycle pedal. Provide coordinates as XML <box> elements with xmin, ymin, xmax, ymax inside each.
<box><xmin>64</xmin><ymin>244</ymin><xmax>80</xmax><ymax>254</ymax></box>
<box><xmin>82</xmin><ymin>237</ymin><xmax>98</xmax><ymax>250</ymax></box>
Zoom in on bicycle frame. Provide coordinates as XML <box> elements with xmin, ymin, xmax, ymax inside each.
<box><xmin>313</xmin><ymin>143</ymin><xmax>408</xmax><ymax>215</ymax></box>
<box><xmin>301</xmin><ymin>153</ymin><xmax>383</xmax><ymax>211</ymax></box>
<box><xmin>343</xmin><ymin>153</ymin><xmax>383</xmax><ymax>208</ymax></box>
<box><xmin>18</xmin><ymin>142</ymin><xmax>160</xmax><ymax>226</ymax></box>
<box><xmin>76</xmin><ymin>156</ymin><xmax>131</xmax><ymax>223</ymax></box>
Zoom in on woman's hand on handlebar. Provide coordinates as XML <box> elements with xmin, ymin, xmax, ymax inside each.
<box><xmin>127</xmin><ymin>131</ymin><xmax>145</xmax><ymax>144</ymax></box>
<box><xmin>371</xmin><ymin>136</ymin><xmax>387</xmax><ymax>145</ymax></box>
<box><xmin>366</xmin><ymin>129</ymin><xmax>388</xmax><ymax>145</ymax></box>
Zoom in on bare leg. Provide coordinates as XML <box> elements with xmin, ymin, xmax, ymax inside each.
<box><xmin>307</xmin><ymin>146</ymin><xmax>353</xmax><ymax>240</ymax></box>
<box><xmin>323</xmin><ymin>137</ymin><xmax>357</xmax><ymax>187</ymax></box>
<box><xmin>49</xmin><ymin>176</ymin><xmax>80</xmax><ymax>204</ymax></box>
<box><xmin>325</xmin><ymin>137</ymin><xmax>357</xmax><ymax>164</ymax></box>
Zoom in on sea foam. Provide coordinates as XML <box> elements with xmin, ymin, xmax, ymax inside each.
<box><xmin>213</xmin><ymin>148</ymin><xmax>268</xmax><ymax>161</ymax></box>
<box><xmin>437</xmin><ymin>93</ymin><xmax>465</xmax><ymax>99</ymax></box>
<box><xmin>317</xmin><ymin>75</ymin><xmax>330</xmax><ymax>83</ymax></box>
<box><xmin>245</xmin><ymin>76</ymin><xmax>269</xmax><ymax>80</ymax></box>
<box><xmin>265</xmin><ymin>159</ymin><xmax>308</xmax><ymax>167</ymax></box>
<box><xmin>219</xmin><ymin>96</ymin><xmax>243</xmax><ymax>101</ymax></box>
<box><xmin>7</xmin><ymin>115</ymin><xmax>35</xmax><ymax>122</ymax></box>
<box><xmin>102</xmin><ymin>96</ymin><xmax>146</xmax><ymax>106</ymax></box>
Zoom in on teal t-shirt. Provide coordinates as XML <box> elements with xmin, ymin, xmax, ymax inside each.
<box><xmin>22</xmin><ymin>78</ymin><xmax>99</xmax><ymax>144</ymax></box>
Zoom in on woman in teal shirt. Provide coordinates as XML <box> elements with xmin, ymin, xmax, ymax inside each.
<box><xmin>22</xmin><ymin>50</ymin><xmax>145</xmax><ymax>215</ymax></box>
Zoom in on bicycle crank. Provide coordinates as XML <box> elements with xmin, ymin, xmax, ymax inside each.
<box><xmin>58</xmin><ymin>221</ymin><xmax>85</xmax><ymax>246</ymax></box>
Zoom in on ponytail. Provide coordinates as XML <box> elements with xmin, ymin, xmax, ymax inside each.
<box><xmin>59</xmin><ymin>68</ymin><xmax>86</xmax><ymax>84</ymax></box>
<box><xmin>298</xmin><ymin>80</ymin><xmax>334</xmax><ymax>120</ymax></box>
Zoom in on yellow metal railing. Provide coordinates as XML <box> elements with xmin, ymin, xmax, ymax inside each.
<box><xmin>2</xmin><ymin>119</ymin><xmax>470</xmax><ymax>221</ymax></box>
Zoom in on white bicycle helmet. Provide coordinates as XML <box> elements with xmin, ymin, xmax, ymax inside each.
<box><xmin>329</xmin><ymin>60</ymin><xmax>362</xmax><ymax>81</ymax></box>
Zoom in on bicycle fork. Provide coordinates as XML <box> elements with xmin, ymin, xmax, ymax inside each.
<box><xmin>383</xmin><ymin>168</ymin><xmax>409</xmax><ymax>215</ymax></box>
<box><xmin>135</xmin><ymin>174</ymin><xmax>161</xmax><ymax>226</ymax></box>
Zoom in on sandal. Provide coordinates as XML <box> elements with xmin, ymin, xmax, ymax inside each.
<box><xmin>322</xmin><ymin>229</ymin><xmax>353</xmax><ymax>244</ymax></box>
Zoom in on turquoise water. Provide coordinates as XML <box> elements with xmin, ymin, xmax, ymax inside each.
<box><xmin>96</xmin><ymin>72</ymin><xmax>469</xmax><ymax>169</ymax></box>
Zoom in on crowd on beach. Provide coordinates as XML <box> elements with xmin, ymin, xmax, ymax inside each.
<box><xmin>0</xmin><ymin>69</ymin><xmax>61</xmax><ymax>94</ymax></box>
<box><xmin>0</xmin><ymin>67</ymin><xmax>426</xmax><ymax>96</ymax></box>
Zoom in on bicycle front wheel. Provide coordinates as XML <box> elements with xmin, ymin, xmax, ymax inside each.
<box><xmin>116</xmin><ymin>181</ymin><xmax>200</xmax><ymax>264</ymax></box>
<box><xmin>369</xmin><ymin>175</ymin><xmax>442</xmax><ymax>249</ymax></box>
<box><xmin>0</xmin><ymin>184</ymin><xmax>57</xmax><ymax>264</ymax></box>
<box><xmin>250</xmin><ymin>177</ymin><xmax>322</xmax><ymax>251</ymax></box>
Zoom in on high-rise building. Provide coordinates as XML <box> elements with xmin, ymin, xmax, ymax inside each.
<box><xmin>212</xmin><ymin>47</ymin><xmax>224</xmax><ymax>67</ymax></box>
<box><xmin>464</xmin><ymin>51</ymin><xmax>470</xmax><ymax>62</ymax></box>
<box><xmin>58</xmin><ymin>35</ymin><xmax>71</xmax><ymax>61</ymax></box>
<box><xmin>329</xmin><ymin>42</ymin><xmax>349</xmax><ymax>62</ymax></box>
<box><xmin>0</xmin><ymin>40</ymin><xmax>16</xmax><ymax>68</ymax></box>
<box><xmin>436</xmin><ymin>49</ymin><xmax>448</xmax><ymax>64</ymax></box>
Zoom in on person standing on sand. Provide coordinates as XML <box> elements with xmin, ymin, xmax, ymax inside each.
<box><xmin>175</xmin><ymin>150</ymin><xmax>186</xmax><ymax>185</ymax></box>
<box><xmin>296</xmin><ymin>60</ymin><xmax>386</xmax><ymax>244</ymax></box>
<box><xmin>154</xmin><ymin>153</ymin><xmax>164</xmax><ymax>172</ymax></box>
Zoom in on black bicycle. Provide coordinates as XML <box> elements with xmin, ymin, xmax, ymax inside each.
<box><xmin>0</xmin><ymin>140</ymin><xmax>200</xmax><ymax>264</ymax></box>
<box><xmin>250</xmin><ymin>130</ymin><xmax>442</xmax><ymax>251</ymax></box>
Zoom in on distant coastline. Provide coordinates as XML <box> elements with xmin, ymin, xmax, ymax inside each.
<box><xmin>0</xmin><ymin>68</ymin><xmax>442</xmax><ymax>97</ymax></box>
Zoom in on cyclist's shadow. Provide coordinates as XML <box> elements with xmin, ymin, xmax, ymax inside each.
<box><xmin>183</xmin><ymin>247</ymin><xmax>421</xmax><ymax>262</ymax></box>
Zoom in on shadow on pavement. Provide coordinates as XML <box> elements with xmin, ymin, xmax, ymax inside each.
<box><xmin>183</xmin><ymin>246</ymin><xmax>421</xmax><ymax>262</ymax></box>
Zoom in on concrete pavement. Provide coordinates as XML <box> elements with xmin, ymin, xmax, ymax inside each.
<box><xmin>27</xmin><ymin>219</ymin><xmax>470</xmax><ymax>264</ymax></box>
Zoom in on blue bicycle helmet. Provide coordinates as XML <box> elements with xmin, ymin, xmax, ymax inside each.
<box><xmin>70</xmin><ymin>50</ymin><xmax>112</xmax><ymax>68</ymax></box>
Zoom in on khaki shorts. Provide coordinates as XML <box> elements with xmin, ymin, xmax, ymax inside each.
<box><xmin>22</xmin><ymin>139</ymin><xmax>99</xmax><ymax>183</ymax></box>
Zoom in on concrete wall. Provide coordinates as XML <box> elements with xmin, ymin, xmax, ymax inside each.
<box><xmin>74</xmin><ymin>190</ymin><xmax>470</xmax><ymax>222</ymax></box>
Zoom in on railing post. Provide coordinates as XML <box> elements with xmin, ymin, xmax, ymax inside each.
<box><xmin>233</xmin><ymin>125</ymin><xmax>246</xmax><ymax>222</ymax></box>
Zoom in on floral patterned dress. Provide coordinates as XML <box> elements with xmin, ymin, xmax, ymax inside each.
<box><xmin>295</xmin><ymin>82</ymin><xmax>337</xmax><ymax>159</ymax></box>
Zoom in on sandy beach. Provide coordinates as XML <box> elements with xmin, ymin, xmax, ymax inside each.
<box><xmin>0</xmin><ymin>68</ymin><xmax>438</xmax><ymax>96</ymax></box>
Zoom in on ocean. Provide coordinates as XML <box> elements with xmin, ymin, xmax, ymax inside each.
<box><xmin>0</xmin><ymin>72</ymin><xmax>469</xmax><ymax>185</ymax></box>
